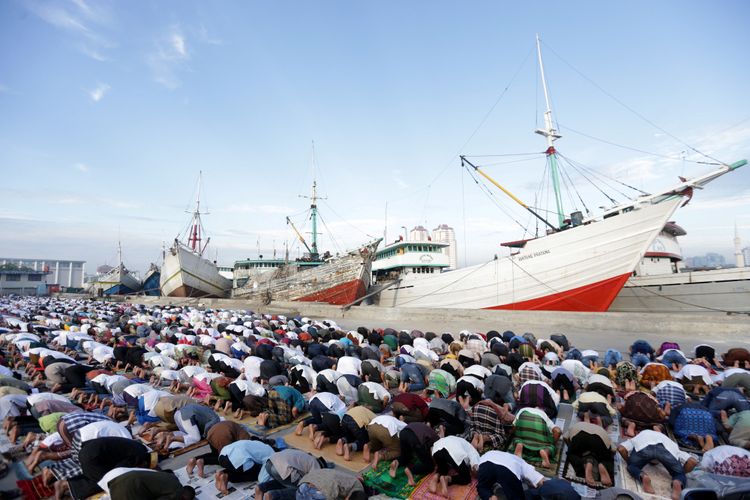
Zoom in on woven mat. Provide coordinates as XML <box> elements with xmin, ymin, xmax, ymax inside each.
<box><xmin>224</xmin><ymin>412</ymin><xmax>310</xmax><ymax>437</ymax></box>
<box><xmin>172</xmin><ymin>463</ymin><xmax>257</xmax><ymax>500</ymax></box>
<box><xmin>618</xmin><ymin>459</ymin><xmax>674</xmax><ymax>499</ymax></box>
<box><xmin>407</xmin><ymin>473</ymin><xmax>477</xmax><ymax>500</ymax></box>
<box><xmin>363</xmin><ymin>460</ymin><xmax>422</xmax><ymax>499</ymax></box>
<box><xmin>561</xmin><ymin>457</ymin><xmax>608</xmax><ymax>489</ymax></box>
<box><xmin>281</xmin><ymin>432</ymin><xmax>368</xmax><ymax>472</ymax></box>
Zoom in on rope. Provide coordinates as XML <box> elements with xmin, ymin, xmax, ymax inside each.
<box><xmin>541</xmin><ymin>40</ymin><xmax>728</xmax><ymax>166</ymax></box>
<box><xmin>392</xmin><ymin>260</ymin><xmax>497</xmax><ymax>307</ymax></box>
<box><xmin>416</xmin><ymin>45</ymin><xmax>536</xmax><ymax>220</ymax></box>
<box><xmin>560</xmin><ymin>124</ymin><xmax>721</xmax><ymax>166</ymax></box>
<box><xmin>621</xmin><ymin>281</ymin><xmax>750</xmax><ymax>315</ymax></box>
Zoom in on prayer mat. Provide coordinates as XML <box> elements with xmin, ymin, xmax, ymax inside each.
<box><xmin>561</xmin><ymin>456</ymin><xmax>608</xmax><ymax>489</ymax></box>
<box><xmin>408</xmin><ymin>473</ymin><xmax>477</xmax><ymax>500</ymax></box>
<box><xmin>618</xmin><ymin>458</ymin><xmax>674</xmax><ymax>499</ymax></box>
<box><xmin>17</xmin><ymin>475</ymin><xmax>55</xmax><ymax>500</ymax></box>
<box><xmin>533</xmin><ymin>438</ymin><xmax>563</xmax><ymax>476</ymax></box>
<box><xmin>173</xmin><ymin>463</ymin><xmax>257</xmax><ymax>500</ymax></box>
<box><xmin>363</xmin><ymin>460</ymin><xmax>422</xmax><ymax>499</ymax></box>
<box><xmin>281</xmin><ymin>431</ymin><xmax>368</xmax><ymax>473</ymax></box>
<box><xmin>225</xmin><ymin>412</ymin><xmax>310</xmax><ymax>437</ymax></box>
<box><xmin>171</xmin><ymin>439</ymin><xmax>209</xmax><ymax>457</ymax></box>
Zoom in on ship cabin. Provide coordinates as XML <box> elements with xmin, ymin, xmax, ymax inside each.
<box><xmin>232</xmin><ymin>258</ymin><xmax>321</xmax><ymax>288</ymax></box>
<box><xmin>372</xmin><ymin>241</ymin><xmax>451</xmax><ymax>283</ymax></box>
<box><xmin>632</xmin><ymin>221</ymin><xmax>686</xmax><ymax>277</ymax></box>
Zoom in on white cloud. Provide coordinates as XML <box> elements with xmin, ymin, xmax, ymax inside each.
<box><xmin>392</xmin><ymin>169</ymin><xmax>408</xmax><ymax>190</ymax></box>
<box><xmin>197</xmin><ymin>24</ymin><xmax>223</xmax><ymax>45</ymax></box>
<box><xmin>148</xmin><ymin>27</ymin><xmax>190</xmax><ymax>89</ymax></box>
<box><xmin>87</xmin><ymin>83</ymin><xmax>110</xmax><ymax>102</ymax></box>
<box><xmin>24</xmin><ymin>0</ymin><xmax>114</xmax><ymax>61</ymax></box>
<box><xmin>691</xmin><ymin>190</ymin><xmax>750</xmax><ymax>211</ymax></box>
<box><xmin>218</xmin><ymin>204</ymin><xmax>294</xmax><ymax>214</ymax></box>
<box><xmin>74</xmin><ymin>163</ymin><xmax>89</xmax><ymax>172</ymax></box>
<box><xmin>171</xmin><ymin>33</ymin><xmax>187</xmax><ymax>57</ymax></box>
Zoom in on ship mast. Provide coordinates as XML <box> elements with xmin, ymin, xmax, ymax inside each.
<box><xmin>299</xmin><ymin>142</ymin><xmax>326</xmax><ymax>260</ymax></box>
<box><xmin>187</xmin><ymin>171</ymin><xmax>205</xmax><ymax>254</ymax></box>
<box><xmin>534</xmin><ymin>34</ymin><xmax>565</xmax><ymax>229</ymax></box>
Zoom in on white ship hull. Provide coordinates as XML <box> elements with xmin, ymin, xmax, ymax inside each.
<box><xmin>610</xmin><ymin>267</ymin><xmax>750</xmax><ymax>313</ymax></box>
<box><xmin>376</xmin><ymin>198</ymin><xmax>683</xmax><ymax>311</ymax></box>
<box><xmin>160</xmin><ymin>243</ymin><xmax>232</xmax><ymax>298</ymax></box>
<box><xmin>86</xmin><ymin>265</ymin><xmax>141</xmax><ymax>296</ymax></box>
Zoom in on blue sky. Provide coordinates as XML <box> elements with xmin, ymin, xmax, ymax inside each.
<box><xmin>1</xmin><ymin>0</ymin><xmax>749</xmax><ymax>276</ymax></box>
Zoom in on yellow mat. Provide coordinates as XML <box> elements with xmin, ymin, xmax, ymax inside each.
<box><xmin>223</xmin><ymin>412</ymin><xmax>311</xmax><ymax>437</ymax></box>
<box><xmin>282</xmin><ymin>431</ymin><xmax>369</xmax><ymax>473</ymax></box>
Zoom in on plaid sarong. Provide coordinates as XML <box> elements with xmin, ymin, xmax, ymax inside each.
<box><xmin>49</xmin><ymin>412</ymin><xmax>112</xmax><ymax>480</ymax></box>
<box><xmin>265</xmin><ymin>389</ymin><xmax>294</xmax><ymax>428</ymax></box>
<box><xmin>508</xmin><ymin>410</ymin><xmax>555</xmax><ymax>461</ymax></box>
<box><xmin>462</xmin><ymin>402</ymin><xmax>509</xmax><ymax>450</ymax></box>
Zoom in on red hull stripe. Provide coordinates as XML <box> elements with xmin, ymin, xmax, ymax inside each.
<box><xmin>484</xmin><ymin>272</ymin><xmax>632</xmax><ymax>312</ymax></box>
<box><xmin>296</xmin><ymin>279</ymin><xmax>367</xmax><ymax>305</ymax></box>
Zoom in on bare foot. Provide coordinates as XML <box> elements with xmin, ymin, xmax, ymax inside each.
<box><xmin>584</xmin><ymin>462</ymin><xmax>596</xmax><ymax>488</ymax></box>
<box><xmin>343</xmin><ymin>442</ymin><xmax>351</xmax><ymax>461</ymax></box>
<box><xmin>671</xmin><ymin>479</ymin><xmax>682</xmax><ymax>500</ymax></box>
<box><xmin>362</xmin><ymin>443</ymin><xmax>370</xmax><ymax>463</ymax></box>
<box><xmin>428</xmin><ymin>474</ymin><xmax>439</xmax><ymax>494</ymax></box>
<box><xmin>439</xmin><ymin>475</ymin><xmax>450</xmax><ymax>497</ymax></box>
<box><xmin>514</xmin><ymin>442</ymin><xmax>523</xmax><ymax>457</ymax></box>
<box><xmin>703</xmin><ymin>435</ymin><xmax>715</xmax><ymax>452</ymax></box>
<box><xmin>196</xmin><ymin>458</ymin><xmax>205</xmax><ymax>478</ymax></box>
<box><xmin>641</xmin><ymin>473</ymin><xmax>655</xmax><ymax>494</ymax></box>
<box><xmin>405</xmin><ymin>467</ymin><xmax>416</xmax><ymax>486</ymax></box>
<box><xmin>389</xmin><ymin>459</ymin><xmax>398</xmax><ymax>478</ymax></box>
<box><xmin>598</xmin><ymin>463</ymin><xmax>612</xmax><ymax>487</ymax></box>
<box><xmin>540</xmin><ymin>449</ymin><xmax>551</xmax><ymax>469</ymax></box>
<box><xmin>371</xmin><ymin>450</ymin><xmax>381</xmax><ymax>469</ymax></box>
<box><xmin>186</xmin><ymin>458</ymin><xmax>197</xmax><ymax>477</ymax></box>
<box><xmin>336</xmin><ymin>438</ymin><xmax>344</xmax><ymax>456</ymax></box>
<box><xmin>295</xmin><ymin>421</ymin><xmax>305</xmax><ymax>436</ymax></box>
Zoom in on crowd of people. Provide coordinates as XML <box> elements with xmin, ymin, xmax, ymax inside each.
<box><xmin>0</xmin><ymin>295</ymin><xmax>749</xmax><ymax>500</ymax></box>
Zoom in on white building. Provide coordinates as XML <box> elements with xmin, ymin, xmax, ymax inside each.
<box><xmin>409</xmin><ymin>226</ymin><xmax>430</xmax><ymax>242</ymax></box>
<box><xmin>0</xmin><ymin>258</ymin><xmax>86</xmax><ymax>288</ymax></box>
<box><xmin>432</xmin><ymin>224</ymin><xmax>458</xmax><ymax>270</ymax></box>
<box><xmin>0</xmin><ymin>267</ymin><xmax>49</xmax><ymax>296</ymax></box>
<box><xmin>743</xmin><ymin>247</ymin><xmax>750</xmax><ymax>268</ymax></box>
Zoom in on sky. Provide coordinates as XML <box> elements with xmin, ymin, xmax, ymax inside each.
<box><xmin>1</xmin><ymin>0</ymin><xmax>749</xmax><ymax>277</ymax></box>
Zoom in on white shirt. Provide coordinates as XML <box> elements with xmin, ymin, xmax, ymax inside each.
<box><xmin>457</xmin><ymin>375</ymin><xmax>484</xmax><ymax>391</ymax></box>
<box><xmin>464</xmin><ymin>365</ymin><xmax>492</xmax><ymax>380</ymax></box>
<box><xmin>479</xmin><ymin>450</ymin><xmax>545</xmax><ymax>486</ymax></box>
<box><xmin>98</xmin><ymin>468</ymin><xmax>157</xmax><ymax>494</ymax></box>
<box><xmin>676</xmin><ymin>364</ymin><xmax>713</xmax><ymax>386</ymax></box>
<box><xmin>27</xmin><ymin>392</ymin><xmax>70</xmax><ymax>406</ymax></box>
<box><xmin>337</xmin><ymin>357</ymin><xmax>362</xmax><ymax>376</ymax></box>
<box><xmin>311</xmin><ymin>392</ymin><xmax>346</xmax><ymax>415</ymax></box>
<box><xmin>243</xmin><ymin>356</ymin><xmax>263</xmax><ymax>382</ymax></box>
<box><xmin>123</xmin><ymin>383</ymin><xmax>154</xmax><ymax>399</ymax></box>
<box><xmin>78</xmin><ymin>420</ymin><xmax>131</xmax><ymax>443</ymax></box>
<box><xmin>370</xmin><ymin>415</ymin><xmax>407</xmax><ymax>436</ymax></box>
<box><xmin>587</xmin><ymin>373</ymin><xmax>614</xmax><ymax>388</ymax></box>
<box><xmin>620</xmin><ymin>430</ymin><xmax>693</xmax><ymax>464</ymax></box>
<box><xmin>360</xmin><ymin>382</ymin><xmax>390</xmax><ymax>401</ymax></box>
<box><xmin>432</xmin><ymin>436</ymin><xmax>480</xmax><ymax>467</ymax></box>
